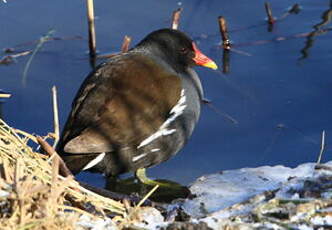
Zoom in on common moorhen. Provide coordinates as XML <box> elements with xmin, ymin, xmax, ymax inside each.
<box><xmin>57</xmin><ymin>29</ymin><xmax>217</xmax><ymax>184</ymax></box>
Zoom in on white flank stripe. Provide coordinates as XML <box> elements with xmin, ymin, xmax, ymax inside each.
<box><xmin>82</xmin><ymin>152</ymin><xmax>105</xmax><ymax>171</ymax></box>
<box><xmin>161</xmin><ymin>89</ymin><xmax>187</xmax><ymax>129</ymax></box>
<box><xmin>137</xmin><ymin>129</ymin><xmax>176</xmax><ymax>149</ymax></box>
<box><xmin>132</xmin><ymin>149</ymin><xmax>160</xmax><ymax>162</ymax></box>
<box><xmin>137</xmin><ymin>89</ymin><xmax>187</xmax><ymax>149</ymax></box>
<box><xmin>132</xmin><ymin>153</ymin><xmax>147</xmax><ymax>162</ymax></box>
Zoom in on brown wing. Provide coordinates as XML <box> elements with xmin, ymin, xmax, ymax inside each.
<box><xmin>57</xmin><ymin>53</ymin><xmax>182</xmax><ymax>154</ymax></box>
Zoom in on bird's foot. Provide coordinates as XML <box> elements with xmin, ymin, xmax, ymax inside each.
<box><xmin>105</xmin><ymin>168</ymin><xmax>191</xmax><ymax>202</ymax></box>
<box><xmin>135</xmin><ymin>168</ymin><xmax>176</xmax><ymax>188</ymax></box>
<box><xmin>135</xmin><ymin>168</ymin><xmax>191</xmax><ymax>202</ymax></box>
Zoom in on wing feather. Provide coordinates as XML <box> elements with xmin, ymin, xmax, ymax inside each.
<box><xmin>57</xmin><ymin>53</ymin><xmax>182</xmax><ymax>155</ymax></box>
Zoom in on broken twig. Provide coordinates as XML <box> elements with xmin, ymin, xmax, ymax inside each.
<box><xmin>36</xmin><ymin>136</ymin><xmax>73</xmax><ymax>178</ymax></box>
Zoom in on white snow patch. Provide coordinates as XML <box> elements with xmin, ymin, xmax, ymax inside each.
<box><xmin>82</xmin><ymin>152</ymin><xmax>105</xmax><ymax>171</ymax></box>
<box><xmin>253</xmin><ymin>223</ymin><xmax>285</xmax><ymax>230</ymax></box>
<box><xmin>182</xmin><ymin>163</ymin><xmax>321</xmax><ymax>217</ymax></box>
<box><xmin>319</xmin><ymin>207</ymin><xmax>332</xmax><ymax>212</ymax></box>
<box><xmin>77</xmin><ymin>215</ymin><xmax>117</xmax><ymax>230</ymax></box>
<box><xmin>130</xmin><ymin>207</ymin><xmax>166</xmax><ymax>229</ymax></box>
<box><xmin>321</xmin><ymin>190</ymin><xmax>332</xmax><ymax>199</ymax></box>
<box><xmin>297</xmin><ymin>225</ymin><xmax>313</xmax><ymax>230</ymax></box>
<box><xmin>137</xmin><ymin>89</ymin><xmax>186</xmax><ymax>149</ymax></box>
<box><xmin>73</xmin><ymin>161</ymin><xmax>332</xmax><ymax>229</ymax></box>
<box><xmin>311</xmin><ymin>215</ymin><xmax>332</xmax><ymax>225</ymax></box>
<box><xmin>0</xmin><ymin>190</ymin><xmax>9</xmax><ymax>198</ymax></box>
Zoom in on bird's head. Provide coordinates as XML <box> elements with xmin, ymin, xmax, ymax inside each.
<box><xmin>136</xmin><ymin>29</ymin><xmax>218</xmax><ymax>72</ymax></box>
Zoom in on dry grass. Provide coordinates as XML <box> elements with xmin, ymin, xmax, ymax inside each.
<box><xmin>0</xmin><ymin>119</ymin><xmax>126</xmax><ymax>229</ymax></box>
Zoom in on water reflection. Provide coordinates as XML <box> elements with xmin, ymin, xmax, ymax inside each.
<box><xmin>89</xmin><ymin>56</ymin><xmax>96</xmax><ymax>69</ymax></box>
<box><xmin>279</xmin><ymin>3</ymin><xmax>301</xmax><ymax>20</ymax></box>
<box><xmin>21</xmin><ymin>29</ymin><xmax>55</xmax><ymax>87</ymax></box>
<box><xmin>313</xmin><ymin>4</ymin><xmax>332</xmax><ymax>30</ymax></box>
<box><xmin>222</xmin><ymin>49</ymin><xmax>230</xmax><ymax>74</ymax></box>
<box><xmin>299</xmin><ymin>3</ymin><xmax>332</xmax><ymax>60</ymax></box>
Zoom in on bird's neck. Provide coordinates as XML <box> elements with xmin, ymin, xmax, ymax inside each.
<box><xmin>133</xmin><ymin>44</ymin><xmax>189</xmax><ymax>74</ymax></box>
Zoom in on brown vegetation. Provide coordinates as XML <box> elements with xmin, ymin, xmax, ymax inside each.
<box><xmin>0</xmin><ymin>119</ymin><xmax>126</xmax><ymax>229</ymax></box>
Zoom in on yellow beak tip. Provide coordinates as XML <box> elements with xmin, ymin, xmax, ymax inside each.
<box><xmin>203</xmin><ymin>61</ymin><xmax>218</xmax><ymax>70</ymax></box>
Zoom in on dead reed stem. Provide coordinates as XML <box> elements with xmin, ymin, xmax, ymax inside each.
<box><xmin>171</xmin><ymin>8</ymin><xmax>182</xmax><ymax>30</ymax></box>
<box><xmin>51</xmin><ymin>153</ymin><xmax>59</xmax><ymax>185</ymax></box>
<box><xmin>202</xmin><ymin>99</ymin><xmax>238</xmax><ymax>125</ymax></box>
<box><xmin>136</xmin><ymin>185</ymin><xmax>159</xmax><ymax>208</ymax></box>
<box><xmin>119</xmin><ymin>185</ymin><xmax>159</xmax><ymax>229</ymax></box>
<box><xmin>36</xmin><ymin>136</ymin><xmax>73</xmax><ymax>178</ymax></box>
<box><xmin>218</xmin><ymin>16</ymin><xmax>231</xmax><ymax>50</ymax></box>
<box><xmin>316</xmin><ymin>130</ymin><xmax>326</xmax><ymax>164</ymax></box>
<box><xmin>96</xmin><ymin>53</ymin><xmax>117</xmax><ymax>59</ymax></box>
<box><xmin>121</xmin><ymin>36</ymin><xmax>132</xmax><ymax>53</ymax></box>
<box><xmin>52</xmin><ymin>86</ymin><xmax>60</xmax><ymax>148</ymax></box>
<box><xmin>3</xmin><ymin>36</ymin><xmax>83</xmax><ymax>52</ymax></box>
<box><xmin>0</xmin><ymin>119</ymin><xmax>126</xmax><ymax>220</ymax></box>
<box><xmin>13</xmin><ymin>128</ymin><xmax>38</xmax><ymax>143</ymax></box>
<box><xmin>0</xmin><ymin>51</ymin><xmax>32</xmax><ymax>65</ymax></box>
<box><xmin>0</xmin><ymin>93</ymin><xmax>11</xmax><ymax>98</ymax></box>
<box><xmin>22</xmin><ymin>30</ymin><xmax>55</xmax><ymax>86</ymax></box>
<box><xmin>86</xmin><ymin>0</ymin><xmax>97</xmax><ymax>58</ymax></box>
<box><xmin>79</xmin><ymin>181</ymin><xmax>158</xmax><ymax>207</ymax></box>
<box><xmin>49</xmin><ymin>154</ymin><xmax>60</xmax><ymax>216</ymax></box>
<box><xmin>264</xmin><ymin>2</ymin><xmax>275</xmax><ymax>25</ymax></box>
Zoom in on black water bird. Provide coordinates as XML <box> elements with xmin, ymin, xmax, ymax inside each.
<box><xmin>57</xmin><ymin>29</ymin><xmax>217</xmax><ymax>185</ymax></box>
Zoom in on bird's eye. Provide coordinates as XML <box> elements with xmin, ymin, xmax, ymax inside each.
<box><xmin>180</xmin><ymin>48</ymin><xmax>188</xmax><ymax>54</ymax></box>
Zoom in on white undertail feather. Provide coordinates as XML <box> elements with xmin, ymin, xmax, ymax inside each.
<box><xmin>137</xmin><ymin>89</ymin><xmax>187</xmax><ymax>149</ymax></box>
<box><xmin>82</xmin><ymin>152</ymin><xmax>105</xmax><ymax>171</ymax></box>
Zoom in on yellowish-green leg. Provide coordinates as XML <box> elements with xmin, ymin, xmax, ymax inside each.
<box><xmin>135</xmin><ymin>168</ymin><xmax>191</xmax><ymax>202</ymax></box>
<box><xmin>135</xmin><ymin>168</ymin><xmax>176</xmax><ymax>187</ymax></box>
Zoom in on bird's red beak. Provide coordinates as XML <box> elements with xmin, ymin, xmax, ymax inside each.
<box><xmin>192</xmin><ymin>42</ymin><xmax>218</xmax><ymax>70</ymax></box>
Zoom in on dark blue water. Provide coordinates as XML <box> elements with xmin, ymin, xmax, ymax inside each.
<box><xmin>1</xmin><ymin>0</ymin><xmax>331</xmax><ymax>185</ymax></box>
